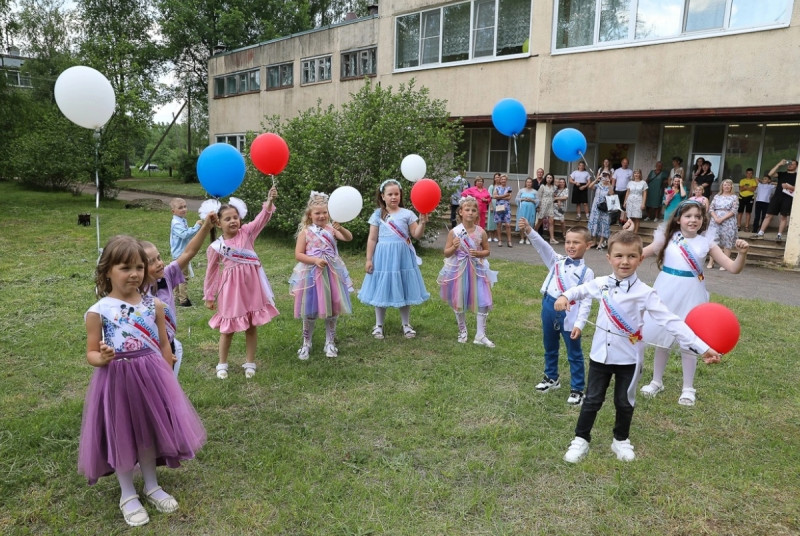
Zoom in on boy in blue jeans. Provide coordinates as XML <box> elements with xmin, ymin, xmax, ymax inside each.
<box><xmin>169</xmin><ymin>198</ymin><xmax>202</xmax><ymax>306</ymax></box>
<box><xmin>555</xmin><ymin>231</ymin><xmax>719</xmax><ymax>462</ymax></box>
<box><xmin>519</xmin><ymin>219</ymin><xmax>593</xmax><ymax>405</ymax></box>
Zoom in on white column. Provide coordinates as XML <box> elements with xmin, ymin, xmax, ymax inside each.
<box><xmin>533</xmin><ymin>121</ymin><xmax>552</xmax><ymax>174</ymax></box>
<box><xmin>783</xmin><ymin>194</ymin><xmax>800</xmax><ymax>266</ymax></box>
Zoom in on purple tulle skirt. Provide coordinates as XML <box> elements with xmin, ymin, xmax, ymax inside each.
<box><xmin>77</xmin><ymin>349</ymin><xmax>206</xmax><ymax>485</ymax></box>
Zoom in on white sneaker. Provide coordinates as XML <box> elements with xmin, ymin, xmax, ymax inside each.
<box><xmin>324</xmin><ymin>342</ymin><xmax>338</xmax><ymax>358</ymax></box>
<box><xmin>640</xmin><ymin>380</ymin><xmax>664</xmax><ymax>398</ymax></box>
<box><xmin>519</xmin><ymin>238</ymin><xmax>525</xmax><ymax>244</ymax></box>
<box><xmin>525</xmin><ymin>239</ymin><xmax>530</xmax><ymax>245</ymax></box>
<box><xmin>473</xmin><ymin>335</ymin><xmax>495</xmax><ymax>348</ymax></box>
<box><xmin>611</xmin><ymin>438</ymin><xmax>635</xmax><ymax>461</ymax></box>
<box><xmin>457</xmin><ymin>330</ymin><xmax>468</xmax><ymax>343</ymax></box>
<box><xmin>297</xmin><ymin>344</ymin><xmax>311</xmax><ymax>361</ymax></box>
<box><xmin>564</xmin><ymin>437</ymin><xmax>589</xmax><ymax>463</ymax></box>
<box><xmin>215</xmin><ymin>363</ymin><xmax>228</xmax><ymax>379</ymax></box>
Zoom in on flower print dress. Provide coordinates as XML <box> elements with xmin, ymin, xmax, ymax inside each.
<box><xmin>78</xmin><ymin>294</ymin><xmax>206</xmax><ymax>485</ymax></box>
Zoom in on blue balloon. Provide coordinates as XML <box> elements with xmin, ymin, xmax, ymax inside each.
<box><xmin>552</xmin><ymin>128</ymin><xmax>587</xmax><ymax>162</ymax></box>
<box><xmin>491</xmin><ymin>98</ymin><xmax>527</xmax><ymax>137</ymax></box>
<box><xmin>197</xmin><ymin>143</ymin><xmax>246</xmax><ymax>198</ymax></box>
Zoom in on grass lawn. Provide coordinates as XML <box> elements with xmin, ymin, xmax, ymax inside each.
<box><xmin>0</xmin><ymin>180</ymin><xmax>798</xmax><ymax>535</ymax></box>
<box><xmin>120</xmin><ymin>174</ymin><xmax>206</xmax><ymax>198</ymax></box>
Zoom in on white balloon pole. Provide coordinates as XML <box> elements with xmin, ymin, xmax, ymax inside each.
<box><xmin>94</xmin><ymin>129</ymin><xmax>102</xmax><ymax>257</ymax></box>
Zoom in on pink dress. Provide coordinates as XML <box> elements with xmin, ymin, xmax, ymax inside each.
<box><xmin>203</xmin><ymin>202</ymin><xmax>280</xmax><ymax>333</ymax></box>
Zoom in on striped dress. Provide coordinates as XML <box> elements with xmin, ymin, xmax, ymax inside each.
<box><xmin>437</xmin><ymin>224</ymin><xmax>494</xmax><ymax>312</ymax></box>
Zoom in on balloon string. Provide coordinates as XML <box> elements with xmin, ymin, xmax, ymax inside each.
<box><xmin>513</xmin><ymin>135</ymin><xmax>518</xmax><ymax>166</ymax></box>
<box><xmin>94</xmin><ymin>129</ymin><xmax>102</xmax><ymax>255</ymax></box>
<box><xmin>583</xmin><ymin>318</ymin><xmax>713</xmax><ymax>358</ymax></box>
<box><xmin>270</xmin><ymin>174</ymin><xmax>275</xmax><ymax>188</ymax></box>
<box><xmin>578</xmin><ymin>151</ymin><xmax>596</xmax><ymax>182</ymax></box>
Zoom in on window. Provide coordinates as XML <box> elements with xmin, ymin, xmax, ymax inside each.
<box><xmin>394</xmin><ymin>0</ymin><xmax>531</xmax><ymax>70</ymax></box>
<box><xmin>341</xmin><ymin>48</ymin><xmax>377</xmax><ymax>79</ymax></box>
<box><xmin>555</xmin><ymin>0</ymin><xmax>793</xmax><ymax>51</ymax></box>
<box><xmin>301</xmin><ymin>55</ymin><xmax>332</xmax><ymax>85</ymax></box>
<box><xmin>267</xmin><ymin>62</ymin><xmax>293</xmax><ymax>89</ymax></box>
<box><xmin>463</xmin><ymin>127</ymin><xmax>530</xmax><ymax>174</ymax></box>
<box><xmin>4</xmin><ymin>70</ymin><xmax>31</xmax><ymax>87</ymax></box>
<box><xmin>216</xmin><ymin>134</ymin><xmax>246</xmax><ymax>152</ymax></box>
<box><xmin>213</xmin><ymin>68</ymin><xmax>260</xmax><ymax>97</ymax></box>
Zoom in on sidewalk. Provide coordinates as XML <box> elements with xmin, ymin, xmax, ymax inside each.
<box><xmin>422</xmin><ymin>227</ymin><xmax>800</xmax><ymax>307</ymax></box>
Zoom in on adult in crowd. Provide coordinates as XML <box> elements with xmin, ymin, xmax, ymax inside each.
<box><xmin>569</xmin><ymin>161</ymin><xmax>591</xmax><ymax>220</ymax></box>
<box><xmin>645</xmin><ymin>161</ymin><xmax>669</xmax><ymax>221</ymax></box>
<box><xmin>753</xmin><ymin>158</ymin><xmax>797</xmax><ymax>242</ymax></box>
<box><xmin>736</xmin><ymin>168</ymin><xmax>757</xmax><ymax>232</ymax></box>
<box><xmin>611</xmin><ymin>158</ymin><xmax>633</xmax><ymax>225</ymax></box>
<box><xmin>693</xmin><ymin>160</ymin><xmax>715</xmax><ymax>200</ymax></box>
<box><xmin>485</xmin><ymin>173</ymin><xmax>500</xmax><ymax>242</ymax></box>
<box><xmin>461</xmin><ymin>176</ymin><xmax>492</xmax><ymax>229</ymax></box>
<box><xmin>706</xmin><ymin>179</ymin><xmax>739</xmax><ymax>269</ymax></box>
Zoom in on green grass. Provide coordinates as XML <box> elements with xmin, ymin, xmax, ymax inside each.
<box><xmin>119</xmin><ymin>175</ymin><xmax>206</xmax><ymax>198</ymax></box>
<box><xmin>0</xmin><ymin>180</ymin><xmax>798</xmax><ymax>535</ymax></box>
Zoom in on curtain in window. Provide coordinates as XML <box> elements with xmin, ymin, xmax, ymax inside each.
<box><xmin>442</xmin><ymin>3</ymin><xmax>470</xmax><ymax>63</ymax></box>
<box><xmin>472</xmin><ymin>0</ymin><xmax>496</xmax><ymax>58</ymax></box>
<box><xmin>496</xmin><ymin>0</ymin><xmax>531</xmax><ymax>56</ymax></box>
<box><xmin>599</xmin><ymin>0</ymin><xmax>631</xmax><ymax>42</ymax></box>
<box><xmin>556</xmin><ymin>0</ymin><xmax>596</xmax><ymax>49</ymax></box>
<box><xmin>396</xmin><ymin>14</ymin><xmax>420</xmax><ymax>68</ymax></box>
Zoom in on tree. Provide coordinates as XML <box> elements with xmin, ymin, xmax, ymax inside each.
<box><xmin>235</xmin><ymin>79</ymin><xmax>465</xmax><ymax>245</ymax></box>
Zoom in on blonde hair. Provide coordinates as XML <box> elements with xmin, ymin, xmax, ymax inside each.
<box><xmin>296</xmin><ymin>191</ymin><xmax>330</xmax><ymax>235</ymax></box>
<box><xmin>169</xmin><ymin>197</ymin><xmax>185</xmax><ymax>211</ymax></box>
<box><xmin>456</xmin><ymin>196</ymin><xmax>479</xmax><ymax>223</ymax></box>
<box><xmin>720</xmin><ymin>178</ymin><xmax>734</xmax><ymax>191</ymax></box>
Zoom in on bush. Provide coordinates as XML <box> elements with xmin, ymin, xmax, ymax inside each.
<box><xmin>236</xmin><ymin>79</ymin><xmax>465</xmax><ymax>246</ymax></box>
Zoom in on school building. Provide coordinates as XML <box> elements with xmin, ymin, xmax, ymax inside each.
<box><xmin>207</xmin><ymin>0</ymin><xmax>800</xmax><ymax>266</ymax></box>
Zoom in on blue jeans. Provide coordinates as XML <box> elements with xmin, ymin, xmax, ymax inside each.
<box><xmin>541</xmin><ymin>295</ymin><xmax>585</xmax><ymax>392</ymax></box>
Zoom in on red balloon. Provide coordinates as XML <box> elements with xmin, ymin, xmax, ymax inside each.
<box><xmin>684</xmin><ymin>303</ymin><xmax>740</xmax><ymax>354</ymax></box>
<box><xmin>410</xmin><ymin>178</ymin><xmax>442</xmax><ymax>214</ymax></box>
<box><xmin>250</xmin><ymin>133</ymin><xmax>290</xmax><ymax>175</ymax></box>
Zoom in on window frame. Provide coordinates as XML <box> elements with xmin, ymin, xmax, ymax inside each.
<box><xmin>266</xmin><ymin>62</ymin><xmax>294</xmax><ymax>90</ymax></box>
<box><xmin>340</xmin><ymin>47</ymin><xmax>377</xmax><ymax>80</ymax></box>
<box><xmin>215</xmin><ymin>133</ymin><xmax>247</xmax><ymax>153</ymax></box>
<box><xmin>213</xmin><ymin>68</ymin><xmax>261</xmax><ymax>98</ymax></box>
<box><xmin>552</xmin><ymin>0</ymin><xmax>793</xmax><ymax>54</ymax></box>
<box><xmin>300</xmin><ymin>55</ymin><xmax>333</xmax><ymax>85</ymax></box>
<box><xmin>394</xmin><ymin>0</ymin><xmax>531</xmax><ymax>72</ymax></box>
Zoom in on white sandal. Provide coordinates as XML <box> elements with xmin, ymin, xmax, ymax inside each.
<box><xmin>457</xmin><ymin>330</ymin><xmax>468</xmax><ymax>343</ymax></box>
<box><xmin>297</xmin><ymin>343</ymin><xmax>311</xmax><ymax>361</ymax></box>
<box><xmin>371</xmin><ymin>325</ymin><xmax>384</xmax><ymax>340</ymax></box>
<box><xmin>215</xmin><ymin>363</ymin><xmax>228</xmax><ymax>379</ymax></box>
<box><xmin>402</xmin><ymin>324</ymin><xmax>416</xmax><ymax>339</ymax></box>
<box><xmin>144</xmin><ymin>486</ymin><xmax>179</xmax><ymax>514</ymax></box>
<box><xmin>242</xmin><ymin>362</ymin><xmax>256</xmax><ymax>378</ymax></box>
<box><xmin>324</xmin><ymin>342</ymin><xmax>338</xmax><ymax>358</ymax></box>
<box><xmin>119</xmin><ymin>495</ymin><xmax>149</xmax><ymax>527</ymax></box>
<box><xmin>640</xmin><ymin>380</ymin><xmax>664</xmax><ymax>398</ymax></box>
<box><xmin>678</xmin><ymin>387</ymin><xmax>696</xmax><ymax>406</ymax></box>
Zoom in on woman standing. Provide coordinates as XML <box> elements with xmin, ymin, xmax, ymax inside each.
<box><xmin>663</xmin><ymin>175</ymin><xmax>687</xmax><ymax>221</ymax></box>
<box><xmin>485</xmin><ymin>173</ymin><xmax>500</xmax><ymax>242</ymax></box>
<box><xmin>706</xmin><ymin>179</ymin><xmax>739</xmax><ymax>270</ymax></box>
<box><xmin>461</xmin><ymin>176</ymin><xmax>492</xmax><ymax>229</ymax></box>
<box><xmin>535</xmin><ymin>173</ymin><xmax>558</xmax><ymax>244</ymax></box>
<box><xmin>515</xmin><ymin>177</ymin><xmax>539</xmax><ymax>244</ymax></box>
<box><xmin>596</xmin><ymin>158</ymin><xmax>614</xmax><ymax>179</ymax></box>
<box><xmin>624</xmin><ymin>169</ymin><xmax>648</xmax><ymax>233</ymax></box>
<box><xmin>587</xmin><ymin>172</ymin><xmax>612</xmax><ymax>249</ymax></box>
<box><xmin>569</xmin><ymin>162</ymin><xmax>591</xmax><ymax>220</ymax></box>
<box><xmin>493</xmin><ymin>174</ymin><xmax>514</xmax><ymax>247</ymax></box>
<box><xmin>694</xmin><ymin>161</ymin><xmax>716</xmax><ymax>200</ymax></box>
<box><xmin>645</xmin><ymin>161</ymin><xmax>669</xmax><ymax>221</ymax></box>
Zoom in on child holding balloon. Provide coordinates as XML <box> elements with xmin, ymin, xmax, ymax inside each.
<box><xmin>438</xmin><ymin>196</ymin><xmax>497</xmax><ymax>347</ymax></box>
<box><xmin>203</xmin><ymin>187</ymin><xmax>280</xmax><ymax>379</ymax></box>
<box><xmin>359</xmin><ymin>179</ymin><xmax>430</xmax><ymax>339</ymax></box>
<box><xmin>628</xmin><ymin>199</ymin><xmax>749</xmax><ymax>406</ymax></box>
<box><xmin>290</xmin><ymin>191</ymin><xmax>354</xmax><ymax>360</ymax></box>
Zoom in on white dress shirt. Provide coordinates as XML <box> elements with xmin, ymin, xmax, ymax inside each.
<box><xmin>563</xmin><ymin>273</ymin><xmax>710</xmax><ymax>365</ymax></box>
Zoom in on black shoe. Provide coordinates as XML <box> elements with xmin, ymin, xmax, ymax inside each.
<box><xmin>178</xmin><ymin>299</ymin><xmax>193</xmax><ymax>307</ymax></box>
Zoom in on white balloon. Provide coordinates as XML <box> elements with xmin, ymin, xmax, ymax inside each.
<box><xmin>328</xmin><ymin>186</ymin><xmax>363</xmax><ymax>223</ymax></box>
<box><xmin>400</xmin><ymin>154</ymin><xmax>426</xmax><ymax>182</ymax></box>
<box><xmin>54</xmin><ymin>66</ymin><xmax>116</xmax><ymax>129</ymax></box>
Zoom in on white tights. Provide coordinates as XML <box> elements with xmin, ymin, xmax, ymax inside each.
<box><xmin>650</xmin><ymin>347</ymin><xmax>698</xmax><ymax>389</ymax></box>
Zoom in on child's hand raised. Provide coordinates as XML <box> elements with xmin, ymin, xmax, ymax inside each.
<box><xmin>267</xmin><ymin>186</ymin><xmax>278</xmax><ymax>201</ymax></box>
<box><xmin>622</xmin><ymin>219</ymin><xmax>635</xmax><ymax>231</ymax></box>
<box><xmin>734</xmin><ymin>239</ymin><xmax>749</xmax><ymax>253</ymax></box>
<box><xmin>517</xmin><ymin>217</ymin><xmax>531</xmax><ymax>234</ymax></box>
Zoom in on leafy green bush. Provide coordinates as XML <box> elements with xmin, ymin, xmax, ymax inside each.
<box><xmin>236</xmin><ymin>79</ymin><xmax>465</xmax><ymax>245</ymax></box>
<box><xmin>178</xmin><ymin>152</ymin><xmax>199</xmax><ymax>183</ymax></box>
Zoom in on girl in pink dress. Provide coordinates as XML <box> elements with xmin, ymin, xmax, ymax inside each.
<box><xmin>80</xmin><ymin>235</ymin><xmax>206</xmax><ymax>527</ymax></box>
<box><xmin>203</xmin><ymin>187</ymin><xmax>280</xmax><ymax>379</ymax></box>
<box><xmin>289</xmin><ymin>191</ymin><xmax>354</xmax><ymax>360</ymax></box>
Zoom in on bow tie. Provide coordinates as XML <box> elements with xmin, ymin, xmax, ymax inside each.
<box><xmin>610</xmin><ymin>276</ymin><xmax>636</xmax><ymax>290</ymax></box>
<box><xmin>564</xmin><ymin>258</ymin><xmax>580</xmax><ymax>266</ymax></box>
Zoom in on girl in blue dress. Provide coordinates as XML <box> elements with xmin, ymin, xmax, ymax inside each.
<box><xmin>358</xmin><ymin>179</ymin><xmax>430</xmax><ymax>339</ymax></box>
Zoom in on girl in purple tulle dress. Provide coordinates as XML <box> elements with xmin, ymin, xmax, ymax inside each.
<box><xmin>79</xmin><ymin>235</ymin><xmax>206</xmax><ymax>527</ymax></box>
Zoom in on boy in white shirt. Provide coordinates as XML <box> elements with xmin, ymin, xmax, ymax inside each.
<box><xmin>555</xmin><ymin>230</ymin><xmax>720</xmax><ymax>463</ymax></box>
